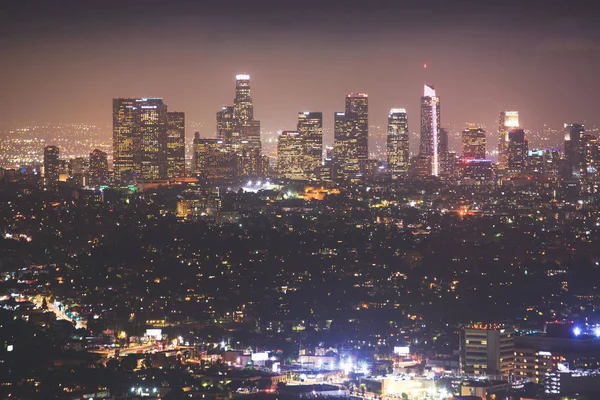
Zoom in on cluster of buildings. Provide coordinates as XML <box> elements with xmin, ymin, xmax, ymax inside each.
<box><xmin>33</xmin><ymin>74</ymin><xmax>600</xmax><ymax>194</ymax></box>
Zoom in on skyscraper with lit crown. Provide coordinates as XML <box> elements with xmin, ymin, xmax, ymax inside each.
<box><xmin>498</xmin><ymin>110</ymin><xmax>519</xmax><ymax>171</ymax></box>
<box><xmin>387</xmin><ymin>108</ymin><xmax>409</xmax><ymax>179</ymax></box>
<box><xmin>419</xmin><ymin>85</ymin><xmax>441</xmax><ymax>176</ymax></box>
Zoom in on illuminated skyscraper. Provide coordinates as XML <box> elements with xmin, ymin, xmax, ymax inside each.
<box><xmin>498</xmin><ymin>110</ymin><xmax>519</xmax><ymax>171</ymax></box>
<box><xmin>166</xmin><ymin>111</ymin><xmax>185</xmax><ymax>178</ymax></box>
<box><xmin>333</xmin><ymin>111</ymin><xmax>359</xmax><ymax>180</ymax></box>
<box><xmin>345</xmin><ymin>93</ymin><xmax>369</xmax><ymax>162</ymax></box>
<box><xmin>43</xmin><ymin>145</ymin><xmax>60</xmax><ymax>189</ymax></box>
<box><xmin>113</xmin><ymin>98</ymin><xmax>181</xmax><ymax>182</ymax></box>
<box><xmin>216</xmin><ymin>106</ymin><xmax>234</xmax><ymax>144</ymax></box>
<box><xmin>563</xmin><ymin>123</ymin><xmax>585</xmax><ymax>179</ymax></box>
<box><xmin>219</xmin><ymin>74</ymin><xmax>262</xmax><ymax>158</ymax></box>
<box><xmin>138</xmin><ymin>98</ymin><xmax>167</xmax><ymax>180</ymax></box>
<box><xmin>297</xmin><ymin>111</ymin><xmax>323</xmax><ymax>180</ymax></box>
<box><xmin>387</xmin><ymin>108</ymin><xmax>409</xmax><ymax>179</ymax></box>
<box><xmin>192</xmin><ymin>132</ymin><xmax>235</xmax><ymax>182</ymax></box>
<box><xmin>240</xmin><ymin>120</ymin><xmax>261</xmax><ymax>151</ymax></box>
<box><xmin>507</xmin><ymin>129</ymin><xmax>528</xmax><ymax>174</ymax></box>
<box><xmin>113</xmin><ymin>98</ymin><xmax>140</xmax><ymax>183</ymax></box>
<box><xmin>461</xmin><ymin>127</ymin><xmax>487</xmax><ymax>160</ymax></box>
<box><xmin>277</xmin><ymin>131</ymin><xmax>305</xmax><ymax>180</ymax></box>
<box><xmin>88</xmin><ymin>149</ymin><xmax>108</xmax><ymax>187</ymax></box>
<box><xmin>419</xmin><ymin>85</ymin><xmax>441</xmax><ymax>176</ymax></box>
<box><xmin>233</xmin><ymin>74</ymin><xmax>253</xmax><ymax>123</ymax></box>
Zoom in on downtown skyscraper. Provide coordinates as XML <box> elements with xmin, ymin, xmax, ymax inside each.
<box><xmin>297</xmin><ymin>111</ymin><xmax>323</xmax><ymax>180</ymax></box>
<box><xmin>387</xmin><ymin>108</ymin><xmax>409</xmax><ymax>179</ymax></box>
<box><xmin>113</xmin><ymin>98</ymin><xmax>185</xmax><ymax>183</ymax></box>
<box><xmin>497</xmin><ymin>110</ymin><xmax>519</xmax><ymax>171</ymax></box>
<box><xmin>226</xmin><ymin>74</ymin><xmax>261</xmax><ymax>151</ymax></box>
<box><xmin>334</xmin><ymin>93</ymin><xmax>368</xmax><ymax>180</ymax></box>
<box><xmin>461</xmin><ymin>127</ymin><xmax>487</xmax><ymax>160</ymax></box>
<box><xmin>419</xmin><ymin>85</ymin><xmax>441</xmax><ymax>176</ymax></box>
<box><xmin>43</xmin><ymin>145</ymin><xmax>60</xmax><ymax>189</ymax></box>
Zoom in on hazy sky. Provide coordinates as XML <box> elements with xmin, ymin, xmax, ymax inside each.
<box><xmin>2</xmin><ymin>0</ymin><xmax>600</xmax><ymax>140</ymax></box>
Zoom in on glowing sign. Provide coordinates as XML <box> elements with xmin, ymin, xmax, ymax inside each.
<box><xmin>251</xmin><ymin>352</ymin><xmax>269</xmax><ymax>361</ymax></box>
<box><xmin>236</xmin><ymin>74</ymin><xmax>250</xmax><ymax>80</ymax></box>
<box><xmin>394</xmin><ymin>346</ymin><xmax>410</xmax><ymax>356</ymax></box>
<box><xmin>146</xmin><ymin>329</ymin><xmax>162</xmax><ymax>339</ymax></box>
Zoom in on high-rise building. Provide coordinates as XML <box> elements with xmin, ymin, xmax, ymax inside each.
<box><xmin>277</xmin><ymin>131</ymin><xmax>305</xmax><ymax>180</ymax></box>
<box><xmin>297</xmin><ymin>112</ymin><xmax>323</xmax><ymax>180</ymax></box>
<box><xmin>217</xmin><ymin>106</ymin><xmax>234</xmax><ymax>144</ymax></box>
<box><xmin>113</xmin><ymin>98</ymin><xmax>179</xmax><ymax>183</ymax></box>
<box><xmin>240</xmin><ymin>120</ymin><xmax>261</xmax><ymax>151</ymax></box>
<box><xmin>498</xmin><ymin>111</ymin><xmax>519</xmax><ymax>171</ymax></box>
<box><xmin>88</xmin><ymin>149</ymin><xmax>108</xmax><ymax>187</ymax></box>
<box><xmin>113</xmin><ymin>98</ymin><xmax>140</xmax><ymax>183</ymax></box>
<box><xmin>333</xmin><ymin>111</ymin><xmax>359</xmax><ymax>180</ymax></box>
<box><xmin>507</xmin><ymin>129</ymin><xmax>528</xmax><ymax>174</ymax></box>
<box><xmin>526</xmin><ymin>149</ymin><xmax>561</xmax><ymax>177</ymax></box>
<box><xmin>138</xmin><ymin>98</ymin><xmax>168</xmax><ymax>180</ymax></box>
<box><xmin>69</xmin><ymin>157</ymin><xmax>89</xmax><ymax>187</ymax></box>
<box><xmin>192</xmin><ymin>132</ymin><xmax>236</xmax><ymax>182</ymax></box>
<box><xmin>419</xmin><ymin>85</ymin><xmax>441</xmax><ymax>176</ymax></box>
<box><xmin>387</xmin><ymin>108</ymin><xmax>409</xmax><ymax>179</ymax></box>
<box><xmin>166</xmin><ymin>111</ymin><xmax>185</xmax><ymax>178</ymax></box>
<box><xmin>43</xmin><ymin>145</ymin><xmax>60</xmax><ymax>189</ymax></box>
<box><xmin>345</xmin><ymin>93</ymin><xmax>369</xmax><ymax>162</ymax></box>
<box><xmin>563</xmin><ymin>123</ymin><xmax>585</xmax><ymax>179</ymax></box>
<box><xmin>462</xmin><ymin>127</ymin><xmax>487</xmax><ymax>160</ymax></box>
<box><xmin>233</xmin><ymin>74</ymin><xmax>253</xmax><ymax>124</ymax></box>
<box><xmin>460</xmin><ymin>324</ymin><xmax>515</xmax><ymax>376</ymax></box>
<box><xmin>217</xmin><ymin>74</ymin><xmax>262</xmax><ymax>170</ymax></box>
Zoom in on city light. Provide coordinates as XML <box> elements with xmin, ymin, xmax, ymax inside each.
<box><xmin>573</xmin><ymin>327</ymin><xmax>582</xmax><ymax>337</ymax></box>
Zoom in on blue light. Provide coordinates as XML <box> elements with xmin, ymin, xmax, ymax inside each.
<box><xmin>573</xmin><ymin>327</ymin><xmax>582</xmax><ymax>337</ymax></box>
<box><xmin>595</xmin><ymin>328</ymin><xmax>600</xmax><ymax>338</ymax></box>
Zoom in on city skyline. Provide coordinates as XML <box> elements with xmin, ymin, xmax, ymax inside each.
<box><xmin>2</xmin><ymin>1</ymin><xmax>600</xmax><ymax>138</ymax></box>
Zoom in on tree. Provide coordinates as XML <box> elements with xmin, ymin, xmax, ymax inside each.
<box><xmin>41</xmin><ymin>297</ymin><xmax>48</xmax><ymax>310</ymax></box>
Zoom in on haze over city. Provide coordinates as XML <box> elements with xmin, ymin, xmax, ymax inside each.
<box><xmin>2</xmin><ymin>0</ymin><xmax>600</xmax><ymax>137</ymax></box>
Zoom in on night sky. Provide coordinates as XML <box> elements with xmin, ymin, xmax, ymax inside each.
<box><xmin>2</xmin><ymin>0</ymin><xmax>600</xmax><ymax>140</ymax></box>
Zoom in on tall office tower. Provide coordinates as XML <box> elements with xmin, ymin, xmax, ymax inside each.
<box><xmin>166</xmin><ymin>111</ymin><xmax>185</xmax><ymax>178</ymax></box>
<box><xmin>563</xmin><ymin>123</ymin><xmax>585</xmax><ymax>179</ymax></box>
<box><xmin>581</xmin><ymin>133</ymin><xmax>598</xmax><ymax>181</ymax></box>
<box><xmin>277</xmin><ymin>131</ymin><xmax>306</xmax><ymax>180</ymax></box>
<box><xmin>333</xmin><ymin>111</ymin><xmax>359</xmax><ymax>180</ymax></box>
<box><xmin>69</xmin><ymin>157</ymin><xmax>89</xmax><ymax>187</ymax></box>
<box><xmin>43</xmin><ymin>145</ymin><xmax>60</xmax><ymax>189</ymax></box>
<box><xmin>527</xmin><ymin>149</ymin><xmax>560</xmax><ymax>177</ymax></box>
<box><xmin>113</xmin><ymin>98</ymin><xmax>140</xmax><ymax>183</ymax></box>
<box><xmin>507</xmin><ymin>129</ymin><xmax>528</xmax><ymax>174</ymax></box>
<box><xmin>419</xmin><ymin>85</ymin><xmax>441</xmax><ymax>176</ymax></box>
<box><xmin>192</xmin><ymin>133</ymin><xmax>235</xmax><ymax>181</ymax></box>
<box><xmin>462</xmin><ymin>127</ymin><xmax>487</xmax><ymax>160</ymax></box>
<box><xmin>88</xmin><ymin>149</ymin><xmax>108</xmax><ymax>187</ymax></box>
<box><xmin>460</xmin><ymin>324</ymin><xmax>515</xmax><ymax>376</ymax></box>
<box><xmin>113</xmin><ymin>97</ymin><xmax>171</xmax><ymax>182</ymax></box>
<box><xmin>297</xmin><ymin>111</ymin><xmax>323</xmax><ymax>180</ymax></box>
<box><xmin>498</xmin><ymin>111</ymin><xmax>519</xmax><ymax>171</ymax></box>
<box><xmin>216</xmin><ymin>106</ymin><xmax>234</xmax><ymax>143</ymax></box>
<box><xmin>345</xmin><ymin>93</ymin><xmax>369</xmax><ymax>162</ymax></box>
<box><xmin>387</xmin><ymin>108</ymin><xmax>409</xmax><ymax>179</ymax></box>
<box><xmin>138</xmin><ymin>98</ymin><xmax>168</xmax><ymax>180</ymax></box>
<box><xmin>240</xmin><ymin>120</ymin><xmax>261</xmax><ymax>151</ymax></box>
<box><xmin>236</xmin><ymin>148</ymin><xmax>268</xmax><ymax>178</ymax></box>
<box><xmin>233</xmin><ymin>74</ymin><xmax>253</xmax><ymax>123</ymax></box>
